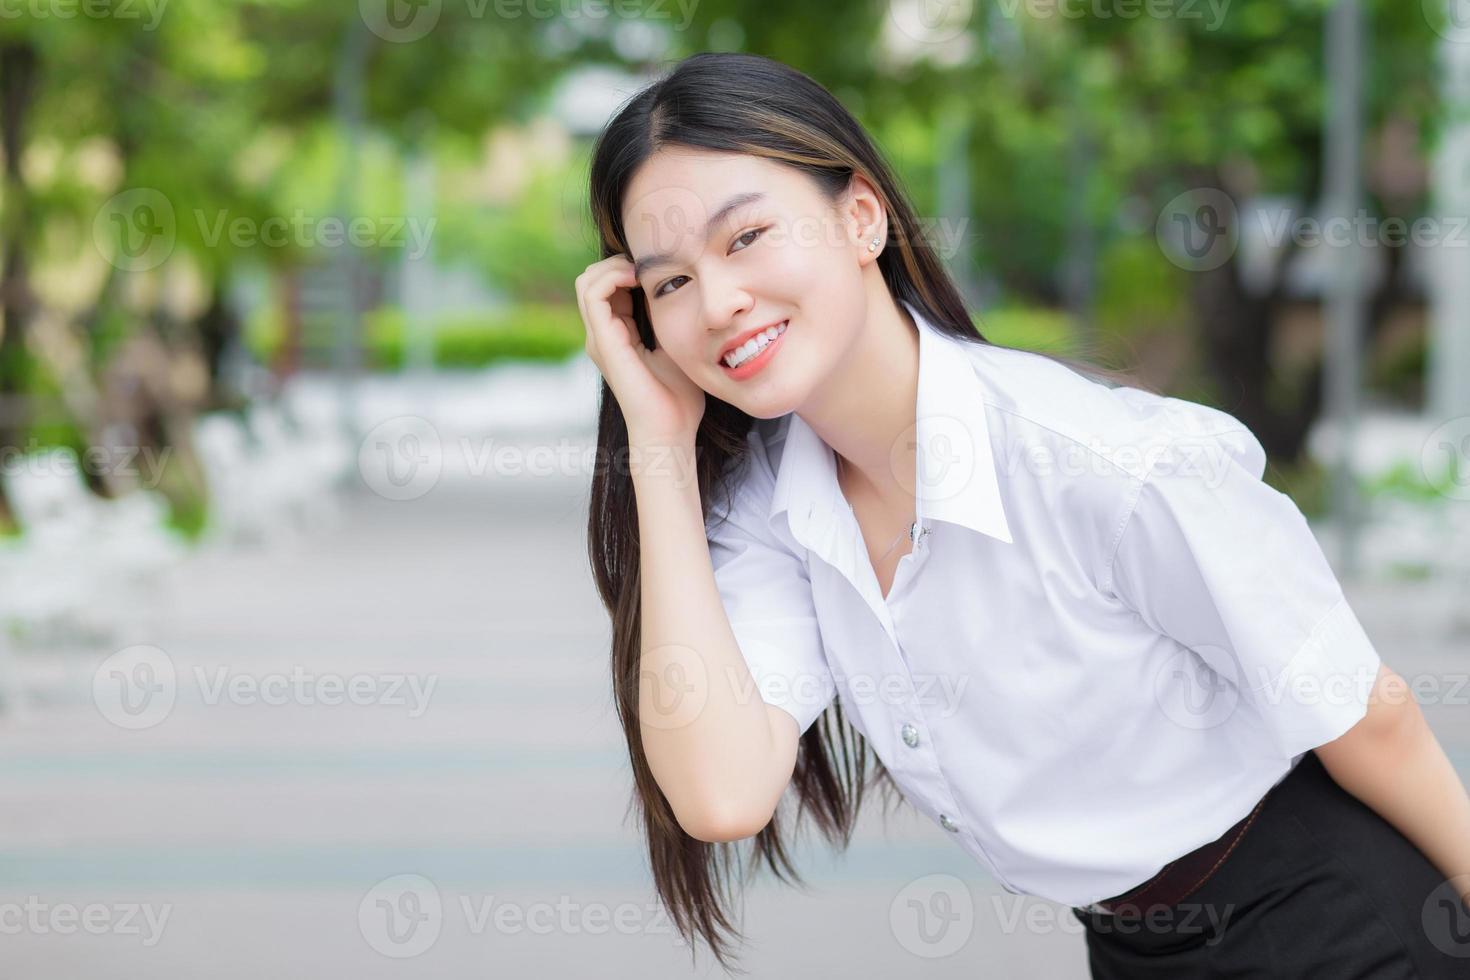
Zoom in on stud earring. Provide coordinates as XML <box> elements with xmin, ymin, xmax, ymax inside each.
<box><xmin>868</xmin><ymin>237</ymin><xmax>881</xmax><ymax>252</ymax></box>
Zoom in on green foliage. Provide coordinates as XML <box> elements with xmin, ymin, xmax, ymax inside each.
<box><xmin>1364</xmin><ymin>459</ymin><xmax>1454</xmax><ymax>505</ymax></box>
<box><xmin>974</xmin><ymin>307</ymin><xmax>1079</xmax><ymax>355</ymax></box>
<box><xmin>1093</xmin><ymin>237</ymin><xmax>1189</xmax><ymax>336</ymax></box>
<box><xmin>18</xmin><ymin>355</ymin><xmax>84</xmax><ymax>458</ymax></box>
<box><xmin>435</xmin><ymin>147</ymin><xmax>594</xmax><ymax>303</ymax></box>
<box><xmin>1385</xmin><ymin>561</ymin><xmax>1434</xmax><ymax>581</ymax></box>
<box><xmin>1</xmin><ymin>0</ymin><xmax>1447</xmax><ymax>553</ymax></box>
<box><xmin>157</xmin><ymin>468</ymin><xmax>209</xmax><ymax>541</ymax></box>
<box><xmin>1263</xmin><ymin>451</ymin><xmax>1458</xmax><ymax>521</ymax></box>
<box><xmin>247</xmin><ymin>302</ymin><xmax>584</xmax><ymax>370</ymax></box>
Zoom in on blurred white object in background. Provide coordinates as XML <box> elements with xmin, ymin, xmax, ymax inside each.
<box><xmin>193</xmin><ymin>401</ymin><xmax>353</xmax><ymax>548</ymax></box>
<box><xmin>0</xmin><ymin>446</ymin><xmax>184</xmax><ymax>647</ymax></box>
<box><xmin>247</xmin><ymin>402</ymin><xmax>350</xmax><ymax>533</ymax></box>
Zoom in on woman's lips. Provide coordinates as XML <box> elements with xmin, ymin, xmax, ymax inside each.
<box><xmin>719</xmin><ymin>321</ymin><xmax>788</xmax><ymax>381</ymax></box>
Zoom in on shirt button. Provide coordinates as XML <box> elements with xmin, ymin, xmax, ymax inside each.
<box><xmin>939</xmin><ymin>814</ymin><xmax>959</xmax><ymax>832</ymax></box>
<box><xmin>900</xmin><ymin>723</ymin><xmax>919</xmax><ymax>748</ymax></box>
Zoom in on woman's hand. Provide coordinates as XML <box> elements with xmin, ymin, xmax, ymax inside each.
<box><xmin>576</xmin><ymin>255</ymin><xmax>706</xmax><ymax>447</ymax></box>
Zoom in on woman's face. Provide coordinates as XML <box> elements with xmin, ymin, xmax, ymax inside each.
<box><xmin>620</xmin><ymin>147</ymin><xmax>882</xmax><ymax>420</ymax></box>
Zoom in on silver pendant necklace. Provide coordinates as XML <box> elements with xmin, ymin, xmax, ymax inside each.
<box><xmin>836</xmin><ymin>453</ymin><xmax>915</xmax><ymax>563</ymax></box>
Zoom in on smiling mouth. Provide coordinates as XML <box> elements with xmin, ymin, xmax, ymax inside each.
<box><xmin>720</xmin><ymin>321</ymin><xmax>789</xmax><ymax>369</ymax></box>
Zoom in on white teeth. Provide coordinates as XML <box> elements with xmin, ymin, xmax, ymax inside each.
<box><xmin>723</xmin><ymin>322</ymin><xmax>787</xmax><ymax>368</ymax></box>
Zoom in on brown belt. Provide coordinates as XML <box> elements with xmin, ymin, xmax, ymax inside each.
<box><xmin>1086</xmin><ymin>791</ymin><xmax>1270</xmax><ymax>916</ymax></box>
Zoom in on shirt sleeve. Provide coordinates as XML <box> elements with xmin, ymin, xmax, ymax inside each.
<box><xmin>1102</xmin><ymin>424</ymin><xmax>1382</xmax><ymax>761</ymax></box>
<box><xmin>705</xmin><ymin>477</ymin><xmax>837</xmax><ymax>737</ymax></box>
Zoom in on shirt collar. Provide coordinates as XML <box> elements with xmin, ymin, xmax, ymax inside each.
<box><xmin>768</xmin><ymin>299</ymin><xmax>1014</xmax><ymax>550</ymax></box>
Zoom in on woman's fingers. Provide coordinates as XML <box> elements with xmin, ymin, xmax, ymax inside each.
<box><xmin>574</xmin><ymin>253</ymin><xmax>705</xmax><ymax>445</ymax></box>
<box><xmin>577</xmin><ymin>257</ymin><xmax>642</xmax><ymax>361</ymax></box>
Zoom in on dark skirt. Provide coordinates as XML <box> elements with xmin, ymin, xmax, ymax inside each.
<box><xmin>1071</xmin><ymin>751</ymin><xmax>1470</xmax><ymax>978</ymax></box>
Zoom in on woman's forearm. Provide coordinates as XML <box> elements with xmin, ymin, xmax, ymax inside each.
<box><xmin>1315</xmin><ymin>665</ymin><xmax>1470</xmax><ymax>906</ymax></box>
<box><xmin>631</xmin><ymin>444</ymin><xmax>794</xmax><ymax>841</ymax></box>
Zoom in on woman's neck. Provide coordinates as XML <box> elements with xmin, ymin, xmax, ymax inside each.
<box><xmin>797</xmin><ymin>280</ymin><xmax>920</xmax><ymax>518</ymax></box>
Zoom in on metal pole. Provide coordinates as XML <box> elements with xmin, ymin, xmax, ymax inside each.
<box><xmin>332</xmin><ymin>16</ymin><xmax>370</xmax><ymax>460</ymax></box>
<box><xmin>1323</xmin><ymin>0</ymin><xmax>1366</xmax><ymax>580</ymax></box>
<box><xmin>403</xmin><ymin>124</ymin><xmax>436</xmax><ymax>385</ymax></box>
<box><xmin>1427</xmin><ymin>10</ymin><xmax>1470</xmax><ymax>425</ymax></box>
<box><xmin>936</xmin><ymin>99</ymin><xmax>977</xmax><ymax>308</ymax></box>
<box><xmin>1065</xmin><ymin>83</ymin><xmax>1096</xmax><ymax>345</ymax></box>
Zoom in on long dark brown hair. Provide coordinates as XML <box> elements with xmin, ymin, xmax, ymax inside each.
<box><xmin>584</xmin><ymin>51</ymin><xmax>1148</xmax><ymax>973</ymax></box>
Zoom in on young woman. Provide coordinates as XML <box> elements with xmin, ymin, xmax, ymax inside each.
<box><xmin>579</xmin><ymin>51</ymin><xmax>1470</xmax><ymax>976</ymax></box>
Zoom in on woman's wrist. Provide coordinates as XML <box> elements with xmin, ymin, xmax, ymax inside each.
<box><xmin>626</xmin><ymin>431</ymin><xmax>701</xmax><ymax>491</ymax></box>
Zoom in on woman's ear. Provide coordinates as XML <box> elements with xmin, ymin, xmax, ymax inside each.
<box><xmin>844</xmin><ymin>173</ymin><xmax>887</xmax><ymax>260</ymax></box>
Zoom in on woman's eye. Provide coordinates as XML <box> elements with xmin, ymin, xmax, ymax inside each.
<box><xmin>652</xmin><ymin>227</ymin><xmax>766</xmax><ymax>298</ymax></box>
<box><xmin>731</xmin><ymin>226</ymin><xmax>766</xmax><ymax>252</ymax></box>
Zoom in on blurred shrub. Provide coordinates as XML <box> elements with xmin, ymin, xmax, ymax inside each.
<box><xmin>1093</xmin><ymin>237</ymin><xmax>1189</xmax><ymax>337</ymax></box>
<box><xmin>247</xmin><ymin>302</ymin><xmax>584</xmax><ymax>370</ymax></box>
<box><xmin>975</xmin><ymin>307</ymin><xmax>1078</xmax><ymax>354</ymax></box>
<box><xmin>1364</xmin><ymin>458</ymin><xmax>1452</xmax><ymax>505</ymax></box>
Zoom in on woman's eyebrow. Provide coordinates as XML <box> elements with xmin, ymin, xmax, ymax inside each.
<box><xmin>632</xmin><ymin>191</ymin><xmax>766</xmax><ymax>280</ymax></box>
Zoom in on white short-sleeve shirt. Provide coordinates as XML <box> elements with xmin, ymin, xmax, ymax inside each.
<box><xmin>703</xmin><ymin>298</ymin><xmax>1382</xmax><ymax>909</ymax></box>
